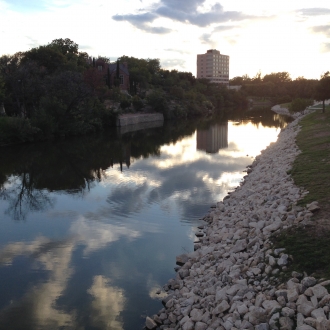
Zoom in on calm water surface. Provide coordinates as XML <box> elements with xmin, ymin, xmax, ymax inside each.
<box><xmin>0</xmin><ymin>111</ymin><xmax>290</xmax><ymax>330</ymax></box>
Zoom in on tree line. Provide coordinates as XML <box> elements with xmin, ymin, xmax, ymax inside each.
<box><xmin>230</xmin><ymin>71</ymin><xmax>330</xmax><ymax>112</ymax></box>
<box><xmin>0</xmin><ymin>38</ymin><xmax>248</xmax><ymax>145</ymax></box>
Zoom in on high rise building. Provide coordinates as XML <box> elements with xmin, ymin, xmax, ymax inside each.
<box><xmin>196</xmin><ymin>49</ymin><xmax>229</xmax><ymax>85</ymax></box>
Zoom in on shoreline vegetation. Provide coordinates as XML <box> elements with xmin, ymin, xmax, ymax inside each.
<box><xmin>147</xmin><ymin>109</ymin><xmax>330</xmax><ymax>330</ymax></box>
<box><xmin>1</xmin><ymin>38</ymin><xmax>330</xmax><ymax>146</ymax></box>
<box><xmin>0</xmin><ymin>38</ymin><xmax>248</xmax><ymax>146</ymax></box>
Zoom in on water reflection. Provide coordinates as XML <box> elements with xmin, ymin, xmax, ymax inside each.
<box><xmin>0</xmin><ymin>110</ymin><xmax>292</xmax><ymax>330</ymax></box>
<box><xmin>197</xmin><ymin>122</ymin><xmax>228</xmax><ymax>153</ymax></box>
<box><xmin>88</xmin><ymin>276</ymin><xmax>125</xmax><ymax>330</ymax></box>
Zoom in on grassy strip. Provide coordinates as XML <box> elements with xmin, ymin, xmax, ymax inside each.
<box><xmin>279</xmin><ymin>103</ymin><xmax>290</xmax><ymax>109</ymax></box>
<box><xmin>308</xmin><ymin>103</ymin><xmax>330</xmax><ymax>110</ymax></box>
<box><xmin>272</xmin><ymin>110</ymin><xmax>330</xmax><ymax>280</ymax></box>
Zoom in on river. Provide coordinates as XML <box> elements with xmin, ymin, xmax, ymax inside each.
<box><xmin>0</xmin><ymin>110</ymin><xmax>290</xmax><ymax>330</ymax></box>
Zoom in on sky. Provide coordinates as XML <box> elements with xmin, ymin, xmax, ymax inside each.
<box><xmin>0</xmin><ymin>0</ymin><xmax>330</xmax><ymax>79</ymax></box>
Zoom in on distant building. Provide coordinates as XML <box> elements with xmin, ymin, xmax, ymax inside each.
<box><xmin>196</xmin><ymin>122</ymin><xmax>228</xmax><ymax>154</ymax></box>
<box><xmin>196</xmin><ymin>49</ymin><xmax>229</xmax><ymax>85</ymax></box>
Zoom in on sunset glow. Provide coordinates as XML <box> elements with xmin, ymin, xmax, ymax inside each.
<box><xmin>0</xmin><ymin>0</ymin><xmax>330</xmax><ymax>79</ymax></box>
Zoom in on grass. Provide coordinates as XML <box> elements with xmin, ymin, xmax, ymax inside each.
<box><xmin>308</xmin><ymin>103</ymin><xmax>330</xmax><ymax>110</ymax></box>
<box><xmin>272</xmin><ymin>226</ymin><xmax>330</xmax><ymax>280</ymax></box>
<box><xmin>279</xmin><ymin>103</ymin><xmax>290</xmax><ymax>109</ymax></box>
<box><xmin>272</xmin><ymin>110</ymin><xmax>330</xmax><ymax>280</ymax></box>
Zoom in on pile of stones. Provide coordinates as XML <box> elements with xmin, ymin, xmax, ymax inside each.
<box><xmin>146</xmin><ymin>115</ymin><xmax>330</xmax><ymax>329</ymax></box>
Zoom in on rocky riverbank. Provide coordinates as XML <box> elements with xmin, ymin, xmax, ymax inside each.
<box><xmin>146</xmin><ymin>113</ymin><xmax>330</xmax><ymax>329</ymax></box>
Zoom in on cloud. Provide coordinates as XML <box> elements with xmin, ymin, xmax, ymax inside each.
<box><xmin>113</xmin><ymin>12</ymin><xmax>157</xmax><ymax>24</ymax></box>
<box><xmin>112</xmin><ymin>13</ymin><xmax>172</xmax><ymax>34</ymax></box>
<box><xmin>213</xmin><ymin>25</ymin><xmax>239</xmax><ymax>32</ymax></box>
<box><xmin>311</xmin><ymin>25</ymin><xmax>330</xmax><ymax>37</ymax></box>
<box><xmin>160</xmin><ymin>58</ymin><xmax>186</xmax><ymax>69</ymax></box>
<box><xmin>88</xmin><ymin>276</ymin><xmax>125</xmax><ymax>330</ymax></box>
<box><xmin>164</xmin><ymin>48</ymin><xmax>191</xmax><ymax>55</ymax></box>
<box><xmin>321</xmin><ymin>43</ymin><xmax>330</xmax><ymax>53</ymax></box>
<box><xmin>112</xmin><ymin>12</ymin><xmax>173</xmax><ymax>34</ymax></box>
<box><xmin>297</xmin><ymin>8</ymin><xmax>330</xmax><ymax>16</ymax></box>
<box><xmin>112</xmin><ymin>0</ymin><xmax>254</xmax><ymax>33</ymax></box>
<box><xmin>70</xmin><ymin>217</ymin><xmax>141</xmax><ymax>255</ymax></box>
<box><xmin>199</xmin><ymin>33</ymin><xmax>216</xmax><ymax>47</ymax></box>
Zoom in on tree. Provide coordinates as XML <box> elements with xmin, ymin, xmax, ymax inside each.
<box><xmin>97</xmin><ymin>56</ymin><xmax>111</xmax><ymax>63</ymax></box>
<box><xmin>49</xmin><ymin>38</ymin><xmax>79</xmax><ymax>55</ymax></box>
<box><xmin>315</xmin><ymin>72</ymin><xmax>330</xmax><ymax>113</ymax></box>
<box><xmin>22</xmin><ymin>46</ymin><xmax>66</xmax><ymax>74</ymax></box>
<box><xmin>114</xmin><ymin>60</ymin><xmax>120</xmax><ymax>87</ymax></box>
<box><xmin>263</xmin><ymin>72</ymin><xmax>291</xmax><ymax>84</ymax></box>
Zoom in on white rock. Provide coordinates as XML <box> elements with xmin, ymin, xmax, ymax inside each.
<box><xmin>212</xmin><ymin>300</ymin><xmax>230</xmax><ymax>315</ymax></box>
<box><xmin>315</xmin><ymin>317</ymin><xmax>330</xmax><ymax>330</ymax></box>
<box><xmin>190</xmin><ymin>308</ymin><xmax>203</xmax><ymax>322</ymax></box>
<box><xmin>146</xmin><ymin>316</ymin><xmax>157</xmax><ymax>329</ymax></box>
<box><xmin>262</xmin><ymin>300</ymin><xmax>281</xmax><ymax>313</ymax></box>
<box><xmin>195</xmin><ymin>321</ymin><xmax>208</xmax><ymax>330</ymax></box>
<box><xmin>279</xmin><ymin>316</ymin><xmax>294</xmax><ymax>330</ymax></box>
<box><xmin>304</xmin><ymin>317</ymin><xmax>317</xmax><ymax>328</ymax></box>
<box><xmin>311</xmin><ymin>285</ymin><xmax>328</xmax><ymax>300</ymax></box>
<box><xmin>297</xmin><ymin>302</ymin><xmax>315</xmax><ymax>317</ymax></box>
<box><xmin>311</xmin><ymin>308</ymin><xmax>326</xmax><ymax>320</ymax></box>
<box><xmin>287</xmin><ymin>287</ymin><xmax>299</xmax><ymax>302</ymax></box>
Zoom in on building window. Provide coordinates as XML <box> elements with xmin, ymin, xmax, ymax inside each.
<box><xmin>120</xmin><ymin>74</ymin><xmax>124</xmax><ymax>85</ymax></box>
<box><xmin>98</xmin><ymin>65</ymin><xmax>103</xmax><ymax>71</ymax></box>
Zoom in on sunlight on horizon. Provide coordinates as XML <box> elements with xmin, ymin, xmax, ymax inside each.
<box><xmin>0</xmin><ymin>0</ymin><xmax>329</xmax><ymax>79</ymax></box>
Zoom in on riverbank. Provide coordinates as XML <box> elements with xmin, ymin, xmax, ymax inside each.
<box><xmin>146</xmin><ymin>113</ymin><xmax>330</xmax><ymax>329</ymax></box>
<box><xmin>271</xmin><ymin>104</ymin><xmax>313</xmax><ymax>119</ymax></box>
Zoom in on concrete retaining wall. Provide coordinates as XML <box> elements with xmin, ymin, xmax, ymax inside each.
<box><xmin>116</xmin><ymin>113</ymin><xmax>164</xmax><ymax>127</ymax></box>
<box><xmin>117</xmin><ymin>120</ymin><xmax>164</xmax><ymax>135</ymax></box>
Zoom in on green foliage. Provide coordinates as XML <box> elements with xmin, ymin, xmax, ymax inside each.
<box><xmin>117</xmin><ymin>56</ymin><xmax>160</xmax><ymax>94</ymax></box>
<box><xmin>272</xmin><ymin>226</ymin><xmax>330</xmax><ymax>279</ymax></box>
<box><xmin>315</xmin><ymin>71</ymin><xmax>330</xmax><ymax>112</ymax></box>
<box><xmin>132</xmin><ymin>95</ymin><xmax>144</xmax><ymax>111</ymax></box>
<box><xmin>110</xmin><ymin>87</ymin><xmax>122</xmax><ymax>102</ymax></box>
<box><xmin>289</xmin><ymin>98</ymin><xmax>313</xmax><ymax>113</ymax></box>
<box><xmin>49</xmin><ymin>38</ymin><xmax>78</xmax><ymax>55</ymax></box>
<box><xmin>120</xmin><ymin>99</ymin><xmax>131</xmax><ymax>110</ymax></box>
<box><xmin>235</xmin><ymin>71</ymin><xmax>317</xmax><ymax>103</ymax></box>
<box><xmin>170</xmin><ymin>86</ymin><xmax>184</xmax><ymax>99</ymax></box>
<box><xmin>290</xmin><ymin>111</ymin><xmax>330</xmax><ymax>206</ymax></box>
<box><xmin>147</xmin><ymin>90</ymin><xmax>168</xmax><ymax>115</ymax></box>
<box><xmin>0</xmin><ymin>117</ymin><xmax>38</xmax><ymax>144</ymax></box>
<box><xmin>0</xmin><ymin>75</ymin><xmax>5</xmax><ymax>103</ymax></box>
<box><xmin>263</xmin><ymin>72</ymin><xmax>291</xmax><ymax>84</ymax></box>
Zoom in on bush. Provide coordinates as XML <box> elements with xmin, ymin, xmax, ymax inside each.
<box><xmin>147</xmin><ymin>90</ymin><xmax>168</xmax><ymax>114</ymax></box>
<box><xmin>0</xmin><ymin>117</ymin><xmax>39</xmax><ymax>145</ymax></box>
<box><xmin>132</xmin><ymin>95</ymin><xmax>144</xmax><ymax>111</ymax></box>
<box><xmin>120</xmin><ymin>99</ymin><xmax>131</xmax><ymax>110</ymax></box>
<box><xmin>289</xmin><ymin>98</ymin><xmax>313</xmax><ymax>113</ymax></box>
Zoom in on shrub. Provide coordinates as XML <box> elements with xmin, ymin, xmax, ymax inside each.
<box><xmin>120</xmin><ymin>99</ymin><xmax>131</xmax><ymax>110</ymax></box>
<box><xmin>0</xmin><ymin>117</ymin><xmax>39</xmax><ymax>145</ymax></box>
<box><xmin>289</xmin><ymin>98</ymin><xmax>313</xmax><ymax>113</ymax></box>
<box><xmin>132</xmin><ymin>95</ymin><xmax>144</xmax><ymax>111</ymax></box>
<box><xmin>147</xmin><ymin>90</ymin><xmax>168</xmax><ymax>114</ymax></box>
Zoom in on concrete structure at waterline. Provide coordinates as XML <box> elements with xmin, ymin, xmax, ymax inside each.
<box><xmin>116</xmin><ymin>113</ymin><xmax>164</xmax><ymax>127</ymax></box>
<box><xmin>197</xmin><ymin>122</ymin><xmax>228</xmax><ymax>153</ymax></box>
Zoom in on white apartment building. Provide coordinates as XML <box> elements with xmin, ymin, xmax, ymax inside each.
<box><xmin>196</xmin><ymin>49</ymin><xmax>229</xmax><ymax>85</ymax></box>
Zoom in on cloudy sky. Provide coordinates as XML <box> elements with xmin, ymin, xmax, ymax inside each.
<box><xmin>1</xmin><ymin>0</ymin><xmax>330</xmax><ymax>79</ymax></box>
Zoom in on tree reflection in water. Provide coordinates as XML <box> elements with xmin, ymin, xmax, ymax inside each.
<box><xmin>0</xmin><ymin>174</ymin><xmax>54</xmax><ymax>221</ymax></box>
<box><xmin>0</xmin><ymin>110</ymin><xmax>290</xmax><ymax>221</ymax></box>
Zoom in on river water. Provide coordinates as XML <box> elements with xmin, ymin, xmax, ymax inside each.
<box><xmin>0</xmin><ymin>110</ymin><xmax>290</xmax><ymax>330</ymax></box>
